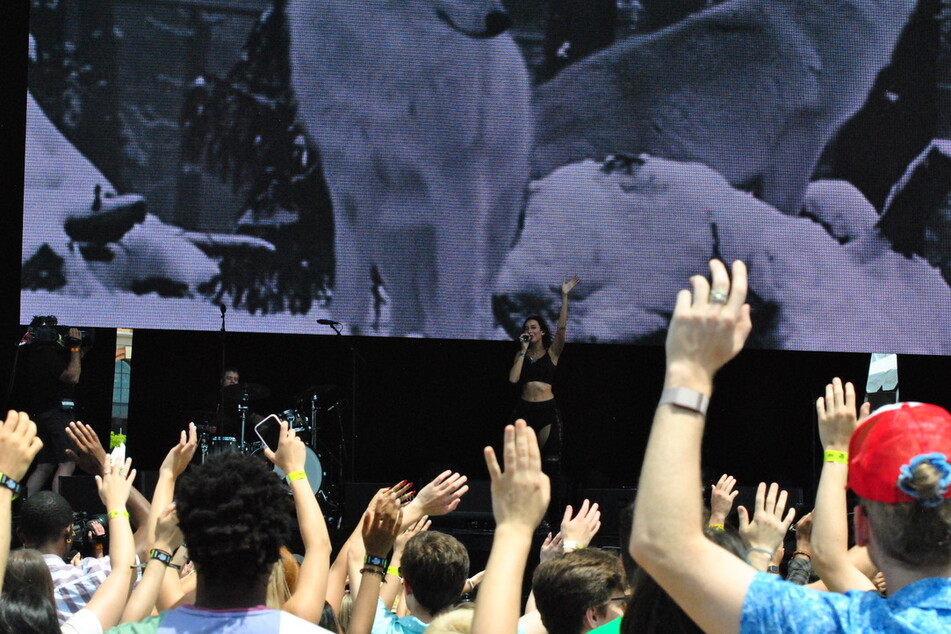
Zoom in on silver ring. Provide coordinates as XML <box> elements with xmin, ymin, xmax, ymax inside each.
<box><xmin>710</xmin><ymin>289</ymin><xmax>728</xmax><ymax>304</ymax></box>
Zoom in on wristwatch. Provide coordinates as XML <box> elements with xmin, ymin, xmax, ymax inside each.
<box><xmin>0</xmin><ymin>473</ymin><xmax>23</xmax><ymax>499</ymax></box>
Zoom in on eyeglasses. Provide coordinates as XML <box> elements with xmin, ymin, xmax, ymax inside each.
<box><xmin>607</xmin><ymin>596</ymin><xmax>629</xmax><ymax>602</ymax></box>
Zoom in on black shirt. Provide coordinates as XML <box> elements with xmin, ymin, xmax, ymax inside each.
<box><xmin>25</xmin><ymin>344</ymin><xmax>74</xmax><ymax>414</ymax></box>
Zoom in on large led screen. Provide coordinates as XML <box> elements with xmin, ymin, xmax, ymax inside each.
<box><xmin>21</xmin><ymin>0</ymin><xmax>951</xmax><ymax>352</ymax></box>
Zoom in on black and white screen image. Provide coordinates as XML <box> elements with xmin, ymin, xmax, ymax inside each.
<box><xmin>20</xmin><ymin>0</ymin><xmax>951</xmax><ymax>353</ymax></box>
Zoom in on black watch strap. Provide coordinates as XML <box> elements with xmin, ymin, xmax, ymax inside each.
<box><xmin>150</xmin><ymin>548</ymin><xmax>174</xmax><ymax>566</ymax></box>
<box><xmin>0</xmin><ymin>473</ymin><xmax>23</xmax><ymax>498</ymax></box>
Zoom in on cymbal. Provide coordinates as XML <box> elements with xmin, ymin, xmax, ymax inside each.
<box><xmin>296</xmin><ymin>384</ymin><xmax>338</xmax><ymax>400</ymax></box>
<box><xmin>184</xmin><ymin>409</ymin><xmax>217</xmax><ymax>423</ymax></box>
<box><xmin>296</xmin><ymin>384</ymin><xmax>343</xmax><ymax>410</ymax></box>
<box><xmin>222</xmin><ymin>382</ymin><xmax>271</xmax><ymax>401</ymax></box>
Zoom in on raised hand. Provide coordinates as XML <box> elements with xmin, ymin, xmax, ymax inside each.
<box><xmin>394</xmin><ymin>514</ymin><xmax>430</xmax><ymax>554</ymax></box>
<box><xmin>709</xmin><ymin>474</ymin><xmax>739</xmax><ymax>525</ymax></box>
<box><xmin>561</xmin><ymin>499</ymin><xmax>601</xmax><ymax>548</ymax></box>
<box><xmin>561</xmin><ymin>275</ymin><xmax>580</xmax><ymax>296</ymax></box>
<box><xmin>263</xmin><ymin>420</ymin><xmax>306</xmax><ymax>474</ymax></box>
<box><xmin>794</xmin><ymin>511</ymin><xmax>814</xmax><ymax>553</ymax></box>
<box><xmin>484</xmin><ymin>420</ymin><xmax>550</xmax><ymax>530</ymax></box>
<box><xmin>665</xmin><ymin>260</ymin><xmax>752</xmax><ymax>392</ymax></box>
<box><xmin>539</xmin><ymin>532</ymin><xmax>564</xmax><ymax>563</ymax></box>
<box><xmin>152</xmin><ymin>504</ymin><xmax>183</xmax><ymax>554</ymax></box>
<box><xmin>0</xmin><ymin>410</ymin><xmax>42</xmax><ymax>482</ymax></box>
<box><xmin>362</xmin><ymin>494</ymin><xmax>402</xmax><ymax>558</ymax></box>
<box><xmin>414</xmin><ymin>470</ymin><xmax>469</xmax><ymax>516</ymax></box>
<box><xmin>97</xmin><ymin>456</ymin><xmax>136</xmax><ymax>511</ymax></box>
<box><xmin>65</xmin><ymin>421</ymin><xmax>109</xmax><ymax>475</ymax></box>
<box><xmin>159</xmin><ymin>423</ymin><xmax>198</xmax><ymax>477</ymax></box>
<box><xmin>390</xmin><ymin>480</ymin><xmax>416</xmax><ymax>506</ymax></box>
<box><xmin>738</xmin><ymin>482</ymin><xmax>796</xmax><ymax>556</ymax></box>
<box><xmin>816</xmin><ymin>378</ymin><xmax>870</xmax><ymax>451</ymax></box>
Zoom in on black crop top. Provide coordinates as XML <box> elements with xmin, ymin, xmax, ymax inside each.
<box><xmin>519</xmin><ymin>350</ymin><xmax>556</xmax><ymax>385</ymax></box>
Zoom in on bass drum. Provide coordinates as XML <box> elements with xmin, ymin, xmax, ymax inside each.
<box><xmin>251</xmin><ymin>445</ymin><xmax>324</xmax><ymax>495</ymax></box>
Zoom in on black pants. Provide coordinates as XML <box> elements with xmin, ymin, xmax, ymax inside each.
<box><xmin>510</xmin><ymin>399</ymin><xmax>565</xmax><ymax>523</ymax></box>
<box><xmin>34</xmin><ymin>405</ymin><xmax>75</xmax><ymax>464</ymax></box>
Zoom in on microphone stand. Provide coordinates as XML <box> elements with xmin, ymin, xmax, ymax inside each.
<box><xmin>321</xmin><ymin>321</ymin><xmax>363</xmax><ymax>481</ymax></box>
<box><xmin>213</xmin><ymin>304</ymin><xmax>227</xmax><ymax>463</ymax></box>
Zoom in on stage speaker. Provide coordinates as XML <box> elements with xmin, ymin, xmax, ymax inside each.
<box><xmin>731</xmin><ymin>485</ymin><xmax>806</xmax><ymax>521</ymax></box>
<box><xmin>577</xmin><ymin>487</ymin><xmax>637</xmax><ymax>544</ymax></box>
<box><xmin>57</xmin><ymin>475</ymin><xmax>104</xmax><ymax>514</ymax></box>
<box><xmin>439</xmin><ymin>480</ymin><xmax>492</xmax><ymax>527</ymax></box>
<box><xmin>343</xmin><ymin>482</ymin><xmax>391</xmax><ymax>531</ymax></box>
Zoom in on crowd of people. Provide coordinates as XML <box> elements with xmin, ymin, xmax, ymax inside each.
<box><xmin>2</xmin><ymin>258</ymin><xmax>950</xmax><ymax>632</ymax></box>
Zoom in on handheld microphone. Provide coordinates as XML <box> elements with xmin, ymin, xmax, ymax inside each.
<box><xmin>519</xmin><ymin>333</ymin><xmax>530</xmax><ymax>343</ymax></box>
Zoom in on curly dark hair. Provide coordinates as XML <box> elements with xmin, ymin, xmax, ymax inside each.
<box><xmin>17</xmin><ymin>491</ymin><xmax>73</xmax><ymax>547</ymax></box>
<box><xmin>522</xmin><ymin>314</ymin><xmax>553</xmax><ymax>349</ymax></box>
<box><xmin>174</xmin><ymin>452</ymin><xmax>293</xmax><ymax>585</ymax></box>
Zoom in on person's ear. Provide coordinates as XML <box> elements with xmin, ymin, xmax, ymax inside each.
<box><xmin>584</xmin><ymin>605</ymin><xmax>605</xmax><ymax>631</ymax></box>
<box><xmin>403</xmin><ymin>578</ymin><xmax>414</xmax><ymax>596</ymax></box>
<box><xmin>854</xmin><ymin>504</ymin><xmax>870</xmax><ymax>547</ymax></box>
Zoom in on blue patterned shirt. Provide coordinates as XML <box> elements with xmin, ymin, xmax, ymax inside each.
<box><xmin>741</xmin><ymin>572</ymin><xmax>951</xmax><ymax>632</ymax></box>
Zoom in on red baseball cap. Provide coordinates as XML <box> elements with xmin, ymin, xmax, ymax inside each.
<box><xmin>848</xmin><ymin>402</ymin><xmax>951</xmax><ymax>505</ymax></box>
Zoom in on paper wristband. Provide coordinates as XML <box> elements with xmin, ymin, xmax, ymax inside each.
<box><xmin>107</xmin><ymin>510</ymin><xmax>130</xmax><ymax>519</ymax></box>
<box><xmin>823</xmin><ymin>450</ymin><xmax>848</xmax><ymax>464</ymax></box>
<box><xmin>286</xmin><ymin>470</ymin><xmax>307</xmax><ymax>482</ymax></box>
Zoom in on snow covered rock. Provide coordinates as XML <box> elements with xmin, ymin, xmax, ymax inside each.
<box><xmin>494</xmin><ymin>156</ymin><xmax>951</xmax><ymax>354</ymax></box>
<box><xmin>801</xmin><ymin>179</ymin><xmax>879</xmax><ymax>244</ymax></box>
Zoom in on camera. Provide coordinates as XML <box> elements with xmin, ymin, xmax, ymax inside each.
<box><xmin>24</xmin><ymin>315</ymin><xmax>92</xmax><ymax>348</ymax></box>
<box><xmin>71</xmin><ymin>511</ymin><xmax>109</xmax><ymax>557</ymax></box>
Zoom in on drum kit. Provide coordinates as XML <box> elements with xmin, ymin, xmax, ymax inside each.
<box><xmin>195</xmin><ymin>383</ymin><xmax>345</xmax><ymax>501</ymax></box>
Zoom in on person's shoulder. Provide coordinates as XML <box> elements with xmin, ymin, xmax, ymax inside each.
<box><xmin>76</xmin><ymin>555</ymin><xmax>112</xmax><ymax>575</ymax></box>
<box><xmin>588</xmin><ymin>615</ymin><xmax>622</xmax><ymax>634</ymax></box>
<box><xmin>105</xmin><ymin>614</ymin><xmax>163</xmax><ymax>633</ymax></box>
<box><xmin>277</xmin><ymin>610</ymin><xmax>337</xmax><ymax>632</ymax></box>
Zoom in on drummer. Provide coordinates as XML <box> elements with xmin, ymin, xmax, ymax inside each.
<box><xmin>215</xmin><ymin>367</ymin><xmax>266</xmax><ymax>441</ymax></box>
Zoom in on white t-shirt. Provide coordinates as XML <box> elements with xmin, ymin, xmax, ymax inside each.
<box><xmin>61</xmin><ymin>608</ymin><xmax>103</xmax><ymax>634</ymax></box>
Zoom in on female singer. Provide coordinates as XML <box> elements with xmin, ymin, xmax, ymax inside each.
<box><xmin>508</xmin><ymin>275</ymin><xmax>579</xmax><ymax>461</ymax></box>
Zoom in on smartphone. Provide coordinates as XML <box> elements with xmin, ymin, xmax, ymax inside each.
<box><xmin>254</xmin><ymin>414</ymin><xmax>283</xmax><ymax>453</ymax></box>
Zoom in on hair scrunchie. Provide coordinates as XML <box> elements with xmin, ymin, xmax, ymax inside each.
<box><xmin>897</xmin><ymin>452</ymin><xmax>951</xmax><ymax>507</ymax></box>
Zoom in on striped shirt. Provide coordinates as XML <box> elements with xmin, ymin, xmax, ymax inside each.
<box><xmin>44</xmin><ymin>553</ymin><xmax>112</xmax><ymax>624</ymax></box>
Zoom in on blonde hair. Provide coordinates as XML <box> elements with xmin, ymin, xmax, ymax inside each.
<box><xmin>424</xmin><ymin>605</ymin><xmax>475</xmax><ymax>634</ymax></box>
<box><xmin>266</xmin><ymin>560</ymin><xmax>292</xmax><ymax>608</ymax></box>
<box><xmin>266</xmin><ymin>546</ymin><xmax>300</xmax><ymax>609</ymax></box>
<box><xmin>338</xmin><ymin>591</ymin><xmax>354</xmax><ymax>633</ymax></box>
